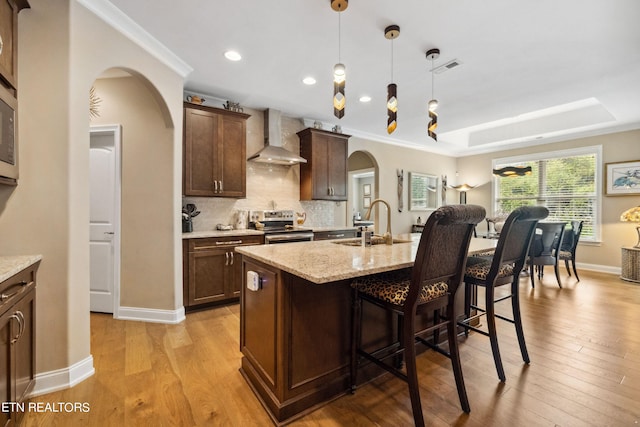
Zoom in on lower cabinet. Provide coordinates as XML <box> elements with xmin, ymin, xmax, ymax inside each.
<box><xmin>0</xmin><ymin>260</ymin><xmax>39</xmax><ymax>427</ymax></box>
<box><xmin>183</xmin><ymin>235</ymin><xmax>263</xmax><ymax>309</ymax></box>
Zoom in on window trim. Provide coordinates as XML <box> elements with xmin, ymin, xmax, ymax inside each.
<box><xmin>491</xmin><ymin>145</ymin><xmax>603</xmax><ymax>242</ymax></box>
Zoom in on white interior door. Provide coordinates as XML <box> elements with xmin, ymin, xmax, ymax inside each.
<box><xmin>90</xmin><ymin>125</ymin><xmax>121</xmax><ymax>314</ymax></box>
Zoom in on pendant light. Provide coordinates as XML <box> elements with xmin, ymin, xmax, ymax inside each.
<box><xmin>385</xmin><ymin>25</ymin><xmax>400</xmax><ymax>134</ymax></box>
<box><xmin>426</xmin><ymin>48</ymin><xmax>440</xmax><ymax>141</ymax></box>
<box><xmin>332</xmin><ymin>0</ymin><xmax>348</xmax><ymax>119</ymax></box>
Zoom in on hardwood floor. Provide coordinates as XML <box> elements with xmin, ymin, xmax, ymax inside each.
<box><xmin>23</xmin><ymin>270</ymin><xmax>640</xmax><ymax>426</ymax></box>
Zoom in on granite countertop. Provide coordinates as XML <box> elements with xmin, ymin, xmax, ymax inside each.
<box><xmin>0</xmin><ymin>255</ymin><xmax>43</xmax><ymax>283</ymax></box>
<box><xmin>182</xmin><ymin>229</ymin><xmax>265</xmax><ymax>239</ymax></box>
<box><xmin>236</xmin><ymin>235</ymin><xmax>496</xmax><ymax>284</ymax></box>
<box><xmin>183</xmin><ymin>226</ymin><xmax>359</xmax><ymax>239</ymax></box>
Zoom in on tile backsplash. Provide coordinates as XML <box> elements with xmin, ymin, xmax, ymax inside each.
<box><xmin>182</xmin><ymin>107</ymin><xmax>342</xmax><ymax>231</ymax></box>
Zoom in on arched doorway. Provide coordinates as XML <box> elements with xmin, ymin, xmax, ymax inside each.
<box><xmin>88</xmin><ymin>68</ymin><xmax>177</xmax><ymax>320</ymax></box>
<box><xmin>347</xmin><ymin>151</ymin><xmax>380</xmax><ymax>233</ymax></box>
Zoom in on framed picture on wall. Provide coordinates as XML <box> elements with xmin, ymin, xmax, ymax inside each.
<box><xmin>363</xmin><ymin>184</ymin><xmax>371</xmax><ymax>196</ymax></box>
<box><xmin>363</xmin><ymin>197</ymin><xmax>371</xmax><ymax>208</ymax></box>
<box><xmin>605</xmin><ymin>160</ymin><xmax>640</xmax><ymax>195</ymax></box>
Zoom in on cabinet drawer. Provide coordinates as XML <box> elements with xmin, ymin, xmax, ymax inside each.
<box><xmin>0</xmin><ymin>264</ymin><xmax>36</xmax><ymax>307</ymax></box>
<box><xmin>188</xmin><ymin>235</ymin><xmax>263</xmax><ymax>251</ymax></box>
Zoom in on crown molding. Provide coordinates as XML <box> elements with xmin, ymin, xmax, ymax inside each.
<box><xmin>75</xmin><ymin>0</ymin><xmax>193</xmax><ymax>78</ymax></box>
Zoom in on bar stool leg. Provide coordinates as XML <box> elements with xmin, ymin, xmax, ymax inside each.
<box><xmin>350</xmin><ymin>290</ymin><xmax>362</xmax><ymax>393</ymax></box>
<box><xmin>402</xmin><ymin>313</ymin><xmax>425</xmax><ymax>427</ymax></box>
<box><xmin>485</xmin><ymin>285</ymin><xmax>506</xmax><ymax>382</ymax></box>
<box><xmin>447</xmin><ymin>304</ymin><xmax>470</xmax><ymax>413</ymax></box>
<box><xmin>511</xmin><ymin>278</ymin><xmax>530</xmax><ymax>364</ymax></box>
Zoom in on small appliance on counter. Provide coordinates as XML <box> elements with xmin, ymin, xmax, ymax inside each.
<box><xmin>235</xmin><ymin>210</ymin><xmax>248</xmax><ymax>229</ymax></box>
<box><xmin>182</xmin><ymin>203</ymin><xmax>200</xmax><ymax>232</ymax></box>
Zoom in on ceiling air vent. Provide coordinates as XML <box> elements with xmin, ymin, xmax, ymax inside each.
<box><xmin>432</xmin><ymin>59</ymin><xmax>462</xmax><ymax>74</ymax></box>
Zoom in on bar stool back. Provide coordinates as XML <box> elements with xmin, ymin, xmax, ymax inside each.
<box><xmin>350</xmin><ymin>204</ymin><xmax>486</xmax><ymax>426</ymax></box>
<box><xmin>458</xmin><ymin>206</ymin><xmax>549</xmax><ymax>382</ymax></box>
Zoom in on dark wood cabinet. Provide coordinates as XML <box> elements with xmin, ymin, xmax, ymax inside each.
<box><xmin>183</xmin><ymin>103</ymin><xmax>250</xmax><ymax>198</ymax></box>
<box><xmin>298</xmin><ymin>128</ymin><xmax>349</xmax><ymax>201</ymax></box>
<box><xmin>183</xmin><ymin>235</ymin><xmax>263</xmax><ymax>309</ymax></box>
<box><xmin>0</xmin><ymin>259</ymin><xmax>38</xmax><ymax>427</ymax></box>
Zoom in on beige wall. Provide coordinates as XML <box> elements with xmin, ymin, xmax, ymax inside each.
<box><xmin>348</xmin><ymin>138</ymin><xmax>459</xmax><ymax>235</ymax></box>
<box><xmin>0</xmin><ymin>0</ymin><xmax>185</xmax><ymax>382</ymax></box>
<box><xmin>91</xmin><ymin>76</ymin><xmax>175</xmax><ymax>309</ymax></box>
<box><xmin>457</xmin><ymin>130</ymin><xmax>640</xmax><ymax>270</ymax></box>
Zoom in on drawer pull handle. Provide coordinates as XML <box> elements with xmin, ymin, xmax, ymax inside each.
<box><xmin>1</xmin><ymin>281</ymin><xmax>29</xmax><ymax>301</ymax></box>
<box><xmin>215</xmin><ymin>240</ymin><xmax>242</xmax><ymax>246</ymax></box>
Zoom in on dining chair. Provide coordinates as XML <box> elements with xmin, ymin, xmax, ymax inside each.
<box><xmin>458</xmin><ymin>205</ymin><xmax>549</xmax><ymax>382</ymax></box>
<box><xmin>529</xmin><ymin>222</ymin><xmax>566</xmax><ymax>288</ymax></box>
<box><xmin>350</xmin><ymin>204</ymin><xmax>486</xmax><ymax>426</ymax></box>
<box><xmin>559</xmin><ymin>220</ymin><xmax>584</xmax><ymax>281</ymax></box>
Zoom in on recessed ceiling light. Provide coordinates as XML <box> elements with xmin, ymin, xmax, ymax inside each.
<box><xmin>302</xmin><ymin>76</ymin><xmax>317</xmax><ymax>85</ymax></box>
<box><xmin>224</xmin><ymin>50</ymin><xmax>242</xmax><ymax>61</ymax></box>
<box><xmin>359</xmin><ymin>95</ymin><xmax>372</xmax><ymax>103</ymax></box>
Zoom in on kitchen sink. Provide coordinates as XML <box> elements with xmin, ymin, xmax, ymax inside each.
<box><xmin>331</xmin><ymin>237</ymin><xmax>412</xmax><ymax>246</ymax></box>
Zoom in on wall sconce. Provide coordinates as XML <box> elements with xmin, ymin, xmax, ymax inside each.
<box><xmin>492</xmin><ymin>166</ymin><xmax>532</xmax><ymax>177</ymax></box>
<box><xmin>620</xmin><ymin>206</ymin><xmax>640</xmax><ymax>248</ymax></box>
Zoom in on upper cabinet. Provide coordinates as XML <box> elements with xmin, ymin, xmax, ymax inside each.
<box><xmin>298</xmin><ymin>128</ymin><xmax>350</xmax><ymax>201</ymax></box>
<box><xmin>183</xmin><ymin>103</ymin><xmax>250</xmax><ymax>198</ymax></box>
<box><xmin>0</xmin><ymin>0</ymin><xmax>28</xmax><ymax>93</ymax></box>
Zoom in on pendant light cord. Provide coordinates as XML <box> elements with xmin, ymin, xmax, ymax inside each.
<box><xmin>431</xmin><ymin>57</ymin><xmax>435</xmax><ymax>99</ymax></box>
<box><xmin>390</xmin><ymin>38</ymin><xmax>394</xmax><ymax>82</ymax></box>
<box><xmin>338</xmin><ymin>12</ymin><xmax>342</xmax><ymax>63</ymax></box>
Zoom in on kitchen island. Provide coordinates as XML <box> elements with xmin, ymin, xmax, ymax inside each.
<box><xmin>235</xmin><ymin>235</ymin><xmax>496</xmax><ymax>425</ymax></box>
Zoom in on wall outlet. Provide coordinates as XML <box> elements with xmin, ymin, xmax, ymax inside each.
<box><xmin>246</xmin><ymin>270</ymin><xmax>261</xmax><ymax>291</ymax></box>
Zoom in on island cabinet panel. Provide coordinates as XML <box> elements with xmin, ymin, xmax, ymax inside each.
<box><xmin>240</xmin><ymin>258</ymin><xmax>396</xmax><ymax>424</ymax></box>
<box><xmin>298</xmin><ymin>128</ymin><xmax>349</xmax><ymax>201</ymax></box>
<box><xmin>240</xmin><ymin>259</ymin><xmax>277</xmax><ymax>388</ymax></box>
<box><xmin>183</xmin><ymin>103</ymin><xmax>249</xmax><ymax>198</ymax></box>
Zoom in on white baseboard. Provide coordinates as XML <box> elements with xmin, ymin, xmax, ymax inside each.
<box><xmin>575</xmin><ymin>262</ymin><xmax>621</xmax><ymax>276</ymax></box>
<box><xmin>117</xmin><ymin>306</ymin><xmax>186</xmax><ymax>324</ymax></box>
<box><xmin>29</xmin><ymin>356</ymin><xmax>95</xmax><ymax>398</ymax></box>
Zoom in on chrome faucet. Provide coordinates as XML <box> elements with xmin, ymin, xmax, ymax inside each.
<box><xmin>365</xmin><ymin>199</ymin><xmax>393</xmax><ymax>245</ymax></box>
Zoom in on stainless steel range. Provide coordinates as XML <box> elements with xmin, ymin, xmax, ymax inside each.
<box><xmin>249</xmin><ymin>210</ymin><xmax>314</xmax><ymax>244</ymax></box>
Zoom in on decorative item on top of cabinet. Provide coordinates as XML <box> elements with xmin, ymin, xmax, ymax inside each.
<box><xmin>183</xmin><ymin>235</ymin><xmax>263</xmax><ymax>310</ymax></box>
<box><xmin>183</xmin><ymin>102</ymin><xmax>250</xmax><ymax>198</ymax></box>
<box><xmin>0</xmin><ymin>258</ymin><xmax>39</xmax><ymax>426</ymax></box>
<box><xmin>297</xmin><ymin>128</ymin><xmax>350</xmax><ymax>201</ymax></box>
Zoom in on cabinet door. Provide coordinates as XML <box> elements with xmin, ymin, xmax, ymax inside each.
<box><xmin>0</xmin><ymin>0</ymin><xmax>17</xmax><ymax>90</ymax></box>
<box><xmin>218</xmin><ymin>115</ymin><xmax>246</xmax><ymax>197</ymax></box>
<box><xmin>184</xmin><ymin>107</ymin><xmax>218</xmax><ymax>196</ymax></box>
<box><xmin>0</xmin><ymin>308</ymin><xmax>13</xmax><ymax>427</ymax></box>
<box><xmin>311</xmin><ymin>134</ymin><xmax>331</xmax><ymax>199</ymax></box>
<box><xmin>13</xmin><ymin>287</ymin><xmax>35</xmax><ymax>406</ymax></box>
<box><xmin>188</xmin><ymin>249</ymin><xmax>229</xmax><ymax>305</ymax></box>
<box><xmin>326</xmin><ymin>136</ymin><xmax>348</xmax><ymax>200</ymax></box>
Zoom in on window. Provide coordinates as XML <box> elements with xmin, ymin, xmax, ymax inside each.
<box><xmin>493</xmin><ymin>146</ymin><xmax>601</xmax><ymax>242</ymax></box>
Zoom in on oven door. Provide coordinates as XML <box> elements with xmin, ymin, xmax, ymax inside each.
<box><xmin>265</xmin><ymin>232</ymin><xmax>314</xmax><ymax>244</ymax></box>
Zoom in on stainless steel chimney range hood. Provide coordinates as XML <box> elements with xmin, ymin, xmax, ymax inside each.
<box><xmin>247</xmin><ymin>109</ymin><xmax>307</xmax><ymax>165</ymax></box>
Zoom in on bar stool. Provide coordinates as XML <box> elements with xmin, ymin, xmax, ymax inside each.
<box><xmin>350</xmin><ymin>205</ymin><xmax>486</xmax><ymax>426</ymax></box>
<box><xmin>458</xmin><ymin>206</ymin><xmax>549</xmax><ymax>382</ymax></box>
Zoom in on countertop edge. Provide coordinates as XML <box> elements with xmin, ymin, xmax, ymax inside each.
<box><xmin>0</xmin><ymin>255</ymin><xmax>43</xmax><ymax>283</ymax></box>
